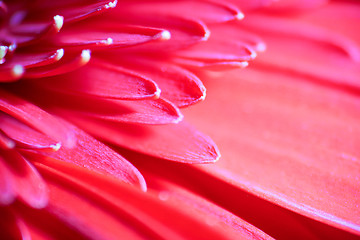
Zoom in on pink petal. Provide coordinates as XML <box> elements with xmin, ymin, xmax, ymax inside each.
<box><xmin>0</xmin><ymin>208</ymin><xmax>25</xmax><ymax>239</ymax></box>
<box><xmin>184</xmin><ymin>68</ymin><xmax>360</xmax><ymax>237</ymax></box>
<box><xmin>0</xmin><ymin>90</ymin><xmax>75</xmax><ymax>148</ymax></box>
<box><xmin>104</xmin><ymin>13</ymin><xmax>209</xmax><ymax>51</ymax></box>
<box><xmin>117</xmin><ymin>0</ymin><xmax>243</xmax><ymax>24</ymax></box>
<box><xmin>23</xmin><ymin>126</ymin><xmax>146</xmax><ymax>191</ymax></box>
<box><xmin>0</xmin><ymin>159</ymin><xmax>15</xmax><ymax>205</ymax></box>
<box><xmin>67</xmin><ymin>117</ymin><xmax>220</xmax><ymax>163</ymax></box>
<box><xmin>28</xmin><ymin>161</ymin><xmax>269</xmax><ymax>240</ymax></box>
<box><xmin>175</xmin><ymin>23</ymin><xmax>256</xmax><ymax>65</ymax></box>
<box><xmin>121</xmin><ymin>155</ymin><xmax>274</xmax><ymax>240</ymax></box>
<box><xmin>22</xmin><ymin>0</ymin><xmax>117</xmax><ymax>23</ymax></box>
<box><xmin>23</xmin><ymin>49</ymin><xmax>90</xmax><ymax>79</ymax></box>
<box><xmin>1</xmin><ymin>150</ymin><xmax>48</xmax><ymax>208</ymax></box>
<box><xmin>242</xmin><ymin>14</ymin><xmax>360</xmax><ymax>89</ymax></box>
<box><xmin>1</xmin><ymin>16</ymin><xmax>62</xmax><ymax>47</ymax></box>
<box><xmin>0</xmin><ymin>113</ymin><xmax>60</xmax><ymax>151</ymax></box>
<box><xmin>223</xmin><ymin>0</ymin><xmax>274</xmax><ymax>11</ymax></box>
<box><xmin>113</xmin><ymin>56</ymin><xmax>206</xmax><ymax>107</ymax></box>
<box><xmin>34</xmin><ymin>59</ymin><xmax>160</xmax><ymax>100</ymax></box>
<box><xmin>55</xmin><ymin>22</ymin><xmax>167</xmax><ymax>49</ymax></box>
<box><xmin>57</xmin><ymin>97</ymin><xmax>183</xmax><ymax>125</ymax></box>
<box><xmin>0</xmin><ymin>49</ymin><xmax>64</xmax><ymax>82</ymax></box>
<box><xmin>0</xmin><ymin>131</ymin><xmax>15</xmax><ymax>149</ymax></box>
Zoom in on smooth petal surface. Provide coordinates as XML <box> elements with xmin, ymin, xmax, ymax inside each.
<box><xmin>33</xmin><ymin>59</ymin><xmax>160</xmax><ymax>100</ymax></box>
<box><xmin>242</xmin><ymin>13</ymin><xmax>360</xmax><ymax>90</ymax></box>
<box><xmin>66</xmin><ymin>117</ymin><xmax>220</xmax><ymax>163</ymax></box>
<box><xmin>117</xmin><ymin>0</ymin><xmax>242</xmax><ymax>24</ymax></box>
<box><xmin>184</xmin><ymin>68</ymin><xmax>360</xmax><ymax>237</ymax></box>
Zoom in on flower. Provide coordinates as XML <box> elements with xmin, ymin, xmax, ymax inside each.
<box><xmin>1</xmin><ymin>0</ymin><xmax>359</xmax><ymax>240</ymax></box>
<box><xmin>0</xmin><ymin>0</ymin><xmax>273</xmax><ymax>239</ymax></box>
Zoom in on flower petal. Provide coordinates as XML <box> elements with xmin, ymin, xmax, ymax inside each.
<box><xmin>0</xmin><ymin>90</ymin><xmax>75</xmax><ymax>148</ymax></box>
<box><xmin>66</xmin><ymin>118</ymin><xmax>220</xmax><ymax>163</ymax></box>
<box><xmin>23</xmin><ymin>49</ymin><xmax>91</xmax><ymax>79</ymax></box>
<box><xmin>33</xmin><ymin>59</ymin><xmax>160</xmax><ymax>100</ymax></box>
<box><xmin>104</xmin><ymin>13</ymin><xmax>209</xmax><ymax>50</ymax></box>
<box><xmin>1</xmin><ymin>150</ymin><xmax>48</xmax><ymax>208</ymax></box>
<box><xmin>23</xmin><ymin>126</ymin><xmax>146</xmax><ymax>191</ymax></box>
<box><xmin>0</xmin><ymin>208</ymin><xmax>26</xmax><ymax>239</ymax></box>
<box><xmin>113</xmin><ymin>56</ymin><xmax>206</xmax><ymax>107</ymax></box>
<box><xmin>58</xmin><ymin>97</ymin><xmax>183</xmax><ymax>125</ymax></box>
<box><xmin>55</xmin><ymin>23</ymin><xmax>167</xmax><ymax>49</ymax></box>
<box><xmin>243</xmin><ymin>13</ymin><xmax>360</xmax><ymax>89</ymax></box>
<box><xmin>0</xmin><ymin>159</ymin><xmax>15</xmax><ymax>205</ymax></box>
<box><xmin>0</xmin><ymin>113</ymin><xmax>60</xmax><ymax>151</ymax></box>
<box><xmin>23</xmin><ymin>0</ymin><xmax>117</xmax><ymax>23</ymax></box>
<box><xmin>174</xmin><ymin>23</ymin><xmax>257</xmax><ymax>65</ymax></box>
<box><xmin>27</xmin><ymin>161</ymin><xmax>270</xmax><ymax>240</ymax></box>
<box><xmin>0</xmin><ymin>49</ymin><xmax>64</xmax><ymax>82</ymax></box>
<box><xmin>116</xmin><ymin>0</ymin><xmax>243</xmax><ymax>24</ymax></box>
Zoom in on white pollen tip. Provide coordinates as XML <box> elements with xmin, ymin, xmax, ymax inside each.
<box><xmin>53</xmin><ymin>15</ymin><xmax>64</xmax><ymax>32</ymax></box>
<box><xmin>50</xmin><ymin>143</ymin><xmax>62</xmax><ymax>151</ymax></box>
<box><xmin>6</xmin><ymin>140</ymin><xmax>16</xmax><ymax>149</ymax></box>
<box><xmin>12</xmin><ymin>65</ymin><xmax>24</xmax><ymax>78</ymax></box>
<box><xmin>106</xmin><ymin>37</ymin><xmax>113</xmax><ymax>45</ymax></box>
<box><xmin>0</xmin><ymin>46</ymin><xmax>8</xmax><ymax>59</ymax></box>
<box><xmin>9</xmin><ymin>43</ymin><xmax>16</xmax><ymax>52</ymax></box>
<box><xmin>240</xmin><ymin>61</ymin><xmax>249</xmax><ymax>68</ymax></box>
<box><xmin>81</xmin><ymin>49</ymin><xmax>91</xmax><ymax>64</ymax></box>
<box><xmin>105</xmin><ymin>0</ymin><xmax>117</xmax><ymax>8</ymax></box>
<box><xmin>160</xmin><ymin>30</ymin><xmax>171</xmax><ymax>41</ymax></box>
<box><xmin>236</xmin><ymin>12</ymin><xmax>245</xmax><ymax>20</ymax></box>
<box><xmin>55</xmin><ymin>49</ymin><xmax>64</xmax><ymax>61</ymax></box>
<box><xmin>257</xmin><ymin>42</ymin><xmax>267</xmax><ymax>52</ymax></box>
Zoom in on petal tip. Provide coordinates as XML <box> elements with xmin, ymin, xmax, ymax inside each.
<box><xmin>236</xmin><ymin>12</ymin><xmax>245</xmax><ymax>20</ymax></box>
<box><xmin>81</xmin><ymin>49</ymin><xmax>91</xmax><ymax>64</ymax></box>
<box><xmin>160</xmin><ymin>30</ymin><xmax>171</xmax><ymax>41</ymax></box>
<box><xmin>105</xmin><ymin>0</ymin><xmax>117</xmax><ymax>9</ymax></box>
<box><xmin>53</xmin><ymin>15</ymin><xmax>64</xmax><ymax>32</ymax></box>
<box><xmin>11</xmin><ymin>65</ymin><xmax>24</xmax><ymax>79</ymax></box>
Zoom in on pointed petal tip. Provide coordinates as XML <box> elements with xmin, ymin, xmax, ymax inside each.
<box><xmin>174</xmin><ymin>111</ymin><xmax>184</xmax><ymax>124</ymax></box>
